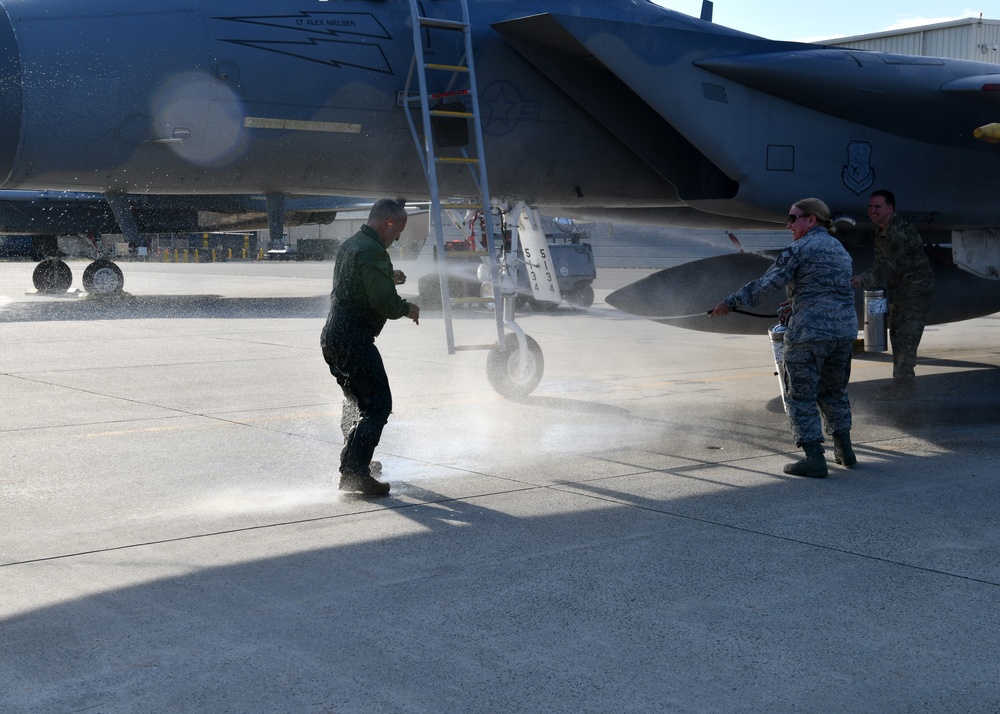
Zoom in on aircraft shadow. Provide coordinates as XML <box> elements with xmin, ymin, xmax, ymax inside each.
<box><xmin>764</xmin><ymin>366</ymin><xmax>1000</xmax><ymax>427</ymax></box>
<box><xmin>850</xmin><ymin>351</ymin><xmax>1000</xmax><ymax>371</ymax></box>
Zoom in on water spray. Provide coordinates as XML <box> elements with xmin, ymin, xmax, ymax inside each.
<box><xmin>615</xmin><ymin>307</ymin><xmax>778</xmax><ymax>321</ymax></box>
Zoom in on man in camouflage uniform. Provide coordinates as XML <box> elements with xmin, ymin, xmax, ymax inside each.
<box><xmin>321</xmin><ymin>199</ymin><xmax>420</xmax><ymax>496</ymax></box>
<box><xmin>851</xmin><ymin>189</ymin><xmax>935</xmax><ymax>400</ymax></box>
<box><xmin>712</xmin><ymin>198</ymin><xmax>858</xmax><ymax>478</ymax></box>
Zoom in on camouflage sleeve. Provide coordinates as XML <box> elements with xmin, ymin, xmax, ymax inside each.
<box><xmin>860</xmin><ymin>222</ymin><xmax>919</xmax><ymax>290</ymax></box>
<box><xmin>726</xmin><ymin>247</ymin><xmax>794</xmax><ymax>309</ymax></box>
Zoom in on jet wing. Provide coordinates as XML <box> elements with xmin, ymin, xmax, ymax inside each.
<box><xmin>695</xmin><ymin>50</ymin><xmax>1000</xmax><ymax>147</ymax></box>
<box><xmin>495</xmin><ymin>12</ymin><xmax>1000</xmax><ymax>190</ymax></box>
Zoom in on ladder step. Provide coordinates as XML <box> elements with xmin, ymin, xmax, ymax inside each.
<box><xmin>399</xmin><ymin>90</ymin><xmax>469</xmax><ymax>107</ymax></box>
<box><xmin>437</xmin><ymin>156</ymin><xmax>479</xmax><ymax>164</ymax></box>
<box><xmin>426</xmin><ymin>63</ymin><xmax>469</xmax><ymax>73</ymax></box>
<box><xmin>430</xmin><ymin>109</ymin><xmax>473</xmax><ymax>118</ymax></box>
<box><xmin>444</xmin><ymin>250</ymin><xmax>490</xmax><ymax>258</ymax></box>
<box><xmin>417</xmin><ymin>16</ymin><xmax>468</xmax><ymax>31</ymax></box>
<box><xmin>453</xmin><ymin>343</ymin><xmax>497</xmax><ymax>352</ymax></box>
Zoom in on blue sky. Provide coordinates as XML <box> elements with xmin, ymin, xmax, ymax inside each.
<box><xmin>658</xmin><ymin>2</ymin><xmax>993</xmax><ymax>42</ymax></box>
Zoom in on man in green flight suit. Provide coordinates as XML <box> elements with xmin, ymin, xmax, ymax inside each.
<box><xmin>321</xmin><ymin>199</ymin><xmax>420</xmax><ymax>495</ymax></box>
<box><xmin>851</xmin><ymin>189</ymin><xmax>935</xmax><ymax>400</ymax></box>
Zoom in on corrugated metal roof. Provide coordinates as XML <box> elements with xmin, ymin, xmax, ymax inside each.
<box><xmin>821</xmin><ymin>17</ymin><xmax>998</xmax><ymax>45</ymax></box>
<box><xmin>822</xmin><ymin>17</ymin><xmax>1000</xmax><ymax>64</ymax></box>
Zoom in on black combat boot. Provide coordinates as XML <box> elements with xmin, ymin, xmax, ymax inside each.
<box><xmin>339</xmin><ymin>471</ymin><xmax>391</xmax><ymax>496</ymax></box>
<box><xmin>783</xmin><ymin>441</ymin><xmax>828</xmax><ymax>478</ymax></box>
<box><xmin>832</xmin><ymin>430</ymin><xmax>857</xmax><ymax>468</ymax></box>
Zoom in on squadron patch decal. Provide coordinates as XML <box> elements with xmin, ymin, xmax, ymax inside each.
<box><xmin>842</xmin><ymin>141</ymin><xmax>876</xmax><ymax>195</ymax></box>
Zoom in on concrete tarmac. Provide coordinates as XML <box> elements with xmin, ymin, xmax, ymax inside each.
<box><xmin>1</xmin><ymin>259</ymin><xmax>999</xmax><ymax>712</ymax></box>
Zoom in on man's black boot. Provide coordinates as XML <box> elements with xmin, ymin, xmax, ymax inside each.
<box><xmin>783</xmin><ymin>441</ymin><xmax>828</xmax><ymax>478</ymax></box>
<box><xmin>339</xmin><ymin>471</ymin><xmax>391</xmax><ymax>496</ymax></box>
<box><xmin>832</xmin><ymin>430</ymin><xmax>857</xmax><ymax>468</ymax></box>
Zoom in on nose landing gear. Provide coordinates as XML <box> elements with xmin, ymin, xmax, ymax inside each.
<box><xmin>486</xmin><ymin>330</ymin><xmax>544</xmax><ymax>401</ymax></box>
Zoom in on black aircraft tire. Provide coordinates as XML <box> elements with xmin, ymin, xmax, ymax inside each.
<box><xmin>565</xmin><ymin>283</ymin><xmax>595</xmax><ymax>308</ymax></box>
<box><xmin>82</xmin><ymin>259</ymin><xmax>124</xmax><ymax>295</ymax></box>
<box><xmin>32</xmin><ymin>259</ymin><xmax>73</xmax><ymax>294</ymax></box>
<box><xmin>486</xmin><ymin>333</ymin><xmax>544</xmax><ymax>401</ymax></box>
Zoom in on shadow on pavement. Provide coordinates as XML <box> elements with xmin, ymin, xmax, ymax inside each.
<box><xmin>2</xmin><ymin>459</ymin><xmax>999</xmax><ymax>712</ymax></box>
<box><xmin>0</xmin><ymin>294</ymin><xmax>332</xmax><ymax>322</ymax></box>
<box><xmin>763</xmin><ymin>365</ymin><xmax>1000</xmax><ymax>428</ymax></box>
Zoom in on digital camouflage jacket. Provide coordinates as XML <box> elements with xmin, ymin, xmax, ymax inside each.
<box><xmin>858</xmin><ymin>214</ymin><xmax>934</xmax><ymax>300</ymax></box>
<box><xmin>726</xmin><ymin>226</ymin><xmax>858</xmax><ymax>344</ymax></box>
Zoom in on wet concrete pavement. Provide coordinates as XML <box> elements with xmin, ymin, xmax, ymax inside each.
<box><xmin>1</xmin><ymin>260</ymin><xmax>999</xmax><ymax>712</ymax></box>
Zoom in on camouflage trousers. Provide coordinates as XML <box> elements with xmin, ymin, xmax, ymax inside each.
<box><xmin>889</xmin><ymin>292</ymin><xmax>933</xmax><ymax>382</ymax></box>
<box><xmin>781</xmin><ymin>339</ymin><xmax>854</xmax><ymax>446</ymax></box>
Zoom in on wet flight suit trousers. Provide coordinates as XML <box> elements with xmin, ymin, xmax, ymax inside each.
<box><xmin>322</xmin><ymin>340</ymin><xmax>392</xmax><ymax>479</ymax></box>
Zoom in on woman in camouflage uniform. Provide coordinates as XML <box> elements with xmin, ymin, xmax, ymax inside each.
<box><xmin>711</xmin><ymin>198</ymin><xmax>858</xmax><ymax>478</ymax></box>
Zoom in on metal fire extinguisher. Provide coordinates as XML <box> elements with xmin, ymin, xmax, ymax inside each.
<box><xmin>864</xmin><ymin>289</ymin><xmax>888</xmax><ymax>352</ymax></box>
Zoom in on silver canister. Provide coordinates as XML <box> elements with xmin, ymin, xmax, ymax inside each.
<box><xmin>863</xmin><ymin>289</ymin><xmax>888</xmax><ymax>352</ymax></box>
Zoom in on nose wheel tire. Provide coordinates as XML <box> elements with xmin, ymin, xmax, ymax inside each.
<box><xmin>32</xmin><ymin>259</ymin><xmax>73</xmax><ymax>294</ymax></box>
<box><xmin>82</xmin><ymin>259</ymin><xmax>124</xmax><ymax>295</ymax></box>
<box><xmin>486</xmin><ymin>333</ymin><xmax>544</xmax><ymax>400</ymax></box>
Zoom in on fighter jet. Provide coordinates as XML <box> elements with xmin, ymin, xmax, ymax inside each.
<box><xmin>0</xmin><ymin>0</ymin><xmax>998</xmax><ymax>388</ymax></box>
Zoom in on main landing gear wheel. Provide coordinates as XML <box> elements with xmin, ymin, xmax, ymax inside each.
<box><xmin>82</xmin><ymin>259</ymin><xmax>124</xmax><ymax>295</ymax></box>
<box><xmin>487</xmin><ymin>332</ymin><xmax>544</xmax><ymax>400</ymax></box>
<box><xmin>32</xmin><ymin>259</ymin><xmax>73</xmax><ymax>294</ymax></box>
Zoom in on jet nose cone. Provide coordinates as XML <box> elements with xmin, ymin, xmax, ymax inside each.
<box><xmin>606</xmin><ymin>253</ymin><xmax>783</xmax><ymax>334</ymax></box>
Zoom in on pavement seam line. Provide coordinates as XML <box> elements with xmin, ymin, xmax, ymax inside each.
<box><xmin>4</xmin><ymin>481</ymin><xmax>998</xmax><ymax>594</ymax></box>
<box><xmin>0</xmin><ymin>489</ymin><xmax>539</xmax><ymax>569</ymax></box>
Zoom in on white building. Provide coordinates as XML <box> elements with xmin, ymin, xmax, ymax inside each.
<box><xmin>286</xmin><ymin>207</ymin><xmax>432</xmax><ymax>259</ymax></box>
<box><xmin>825</xmin><ymin>16</ymin><xmax>1000</xmax><ymax>63</ymax></box>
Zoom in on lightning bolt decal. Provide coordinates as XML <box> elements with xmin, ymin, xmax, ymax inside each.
<box><xmin>221</xmin><ymin>37</ymin><xmax>392</xmax><ymax>74</ymax></box>
<box><xmin>214</xmin><ymin>13</ymin><xmax>394</xmax><ymax>74</ymax></box>
<box><xmin>216</xmin><ymin>13</ymin><xmax>390</xmax><ymax>40</ymax></box>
